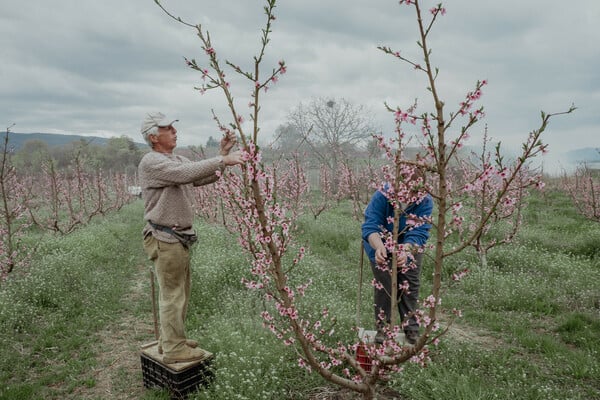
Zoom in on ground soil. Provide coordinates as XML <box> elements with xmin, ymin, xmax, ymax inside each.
<box><xmin>443</xmin><ymin>318</ymin><xmax>504</xmax><ymax>349</ymax></box>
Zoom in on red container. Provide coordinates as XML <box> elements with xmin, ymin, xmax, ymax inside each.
<box><xmin>356</xmin><ymin>344</ymin><xmax>372</xmax><ymax>372</ymax></box>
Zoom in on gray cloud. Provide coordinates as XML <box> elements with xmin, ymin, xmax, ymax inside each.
<box><xmin>1</xmin><ymin>0</ymin><xmax>598</xmax><ymax>173</ymax></box>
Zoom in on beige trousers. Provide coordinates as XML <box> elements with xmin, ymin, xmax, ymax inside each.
<box><xmin>143</xmin><ymin>235</ymin><xmax>191</xmax><ymax>354</ymax></box>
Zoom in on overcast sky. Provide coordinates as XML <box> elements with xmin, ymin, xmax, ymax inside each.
<box><xmin>1</xmin><ymin>1</ymin><xmax>598</xmax><ymax>173</ymax></box>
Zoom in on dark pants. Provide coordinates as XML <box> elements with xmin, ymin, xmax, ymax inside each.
<box><xmin>370</xmin><ymin>253</ymin><xmax>423</xmax><ymax>332</ymax></box>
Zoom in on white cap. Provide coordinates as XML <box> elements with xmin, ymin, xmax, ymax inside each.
<box><xmin>140</xmin><ymin>112</ymin><xmax>179</xmax><ymax>136</ymax></box>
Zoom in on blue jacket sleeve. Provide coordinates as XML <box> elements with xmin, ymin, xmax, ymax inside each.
<box><xmin>362</xmin><ymin>190</ymin><xmax>389</xmax><ymax>243</ymax></box>
<box><xmin>361</xmin><ymin>190</ymin><xmax>391</xmax><ymax>262</ymax></box>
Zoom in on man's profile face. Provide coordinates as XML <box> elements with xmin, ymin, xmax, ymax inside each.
<box><xmin>152</xmin><ymin>125</ymin><xmax>177</xmax><ymax>153</ymax></box>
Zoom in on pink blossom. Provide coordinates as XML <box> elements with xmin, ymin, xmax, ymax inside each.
<box><xmin>451</xmin><ymin>268</ymin><xmax>469</xmax><ymax>281</ymax></box>
<box><xmin>399</xmin><ymin>280</ymin><xmax>410</xmax><ymax>292</ymax></box>
<box><xmin>452</xmin><ymin>308</ymin><xmax>463</xmax><ymax>317</ymax></box>
<box><xmin>423</xmin><ymin>294</ymin><xmax>439</xmax><ymax>308</ymax></box>
<box><xmin>372</xmin><ymin>279</ymin><xmax>384</xmax><ymax>291</ymax></box>
<box><xmin>394</xmin><ymin>110</ymin><xmax>409</xmax><ymax>123</ymax></box>
<box><xmin>536</xmin><ymin>181</ymin><xmax>546</xmax><ymax>190</ymax></box>
<box><xmin>298</xmin><ymin>358</ymin><xmax>311</xmax><ymax>371</ymax></box>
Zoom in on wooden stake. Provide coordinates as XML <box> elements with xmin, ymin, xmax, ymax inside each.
<box><xmin>356</xmin><ymin>241</ymin><xmax>364</xmax><ymax>328</ymax></box>
<box><xmin>150</xmin><ymin>269</ymin><xmax>159</xmax><ymax>340</ymax></box>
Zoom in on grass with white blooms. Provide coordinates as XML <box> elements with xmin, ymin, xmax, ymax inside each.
<box><xmin>0</xmin><ymin>190</ymin><xmax>598</xmax><ymax>400</ymax></box>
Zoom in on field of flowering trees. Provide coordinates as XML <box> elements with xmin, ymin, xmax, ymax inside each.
<box><xmin>1</xmin><ymin>0</ymin><xmax>598</xmax><ymax>398</ymax></box>
<box><xmin>1</xmin><ymin>118</ymin><xmax>598</xmax><ymax>399</ymax></box>
<box><xmin>0</xmin><ymin>177</ymin><xmax>598</xmax><ymax>399</ymax></box>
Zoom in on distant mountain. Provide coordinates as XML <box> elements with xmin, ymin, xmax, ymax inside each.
<box><xmin>2</xmin><ymin>132</ymin><xmax>145</xmax><ymax>150</ymax></box>
<box><xmin>564</xmin><ymin>147</ymin><xmax>600</xmax><ymax>164</ymax></box>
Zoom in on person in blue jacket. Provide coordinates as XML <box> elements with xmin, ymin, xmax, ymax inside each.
<box><xmin>361</xmin><ymin>182</ymin><xmax>433</xmax><ymax>345</ymax></box>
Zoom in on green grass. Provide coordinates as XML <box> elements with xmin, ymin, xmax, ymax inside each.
<box><xmin>1</xmin><ymin>192</ymin><xmax>599</xmax><ymax>399</ymax></box>
<box><xmin>0</xmin><ymin>201</ymin><xmax>147</xmax><ymax>400</ymax></box>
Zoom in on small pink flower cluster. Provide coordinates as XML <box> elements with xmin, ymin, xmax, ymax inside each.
<box><xmin>409</xmin><ymin>346</ymin><xmax>431</xmax><ymax>367</ymax></box>
<box><xmin>430</xmin><ymin>6</ymin><xmax>447</xmax><ymax>16</ymax></box>
<box><xmin>451</xmin><ymin>268</ymin><xmax>469</xmax><ymax>282</ymax></box>
<box><xmin>459</xmin><ymin>80</ymin><xmax>487</xmax><ymax>116</ymax></box>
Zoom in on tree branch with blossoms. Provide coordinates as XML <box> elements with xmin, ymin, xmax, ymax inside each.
<box><xmin>155</xmin><ymin>0</ymin><xmax>574</xmax><ymax>398</ymax></box>
<box><xmin>372</xmin><ymin>0</ymin><xmax>575</xmax><ymax>380</ymax></box>
<box><xmin>155</xmin><ymin>1</ymin><xmax>398</xmax><ymax>398</ymax></box>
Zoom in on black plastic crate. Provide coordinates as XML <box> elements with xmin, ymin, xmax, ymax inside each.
<box><xmin>140</xmin><ymin>342</ymin><xmax>214</xmax><ymax>399</ymax></box>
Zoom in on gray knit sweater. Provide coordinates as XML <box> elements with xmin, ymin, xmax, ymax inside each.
<box><xmin>138</xmin><ymin>151</ymin><xmax>224</xmax><ymax>242</ymax></box>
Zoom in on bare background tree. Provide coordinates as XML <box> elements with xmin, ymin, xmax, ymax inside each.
<box><xmin>286</xmin><ymin>97</ymin><xmax>376</xmax><ymax>173</ymax></box>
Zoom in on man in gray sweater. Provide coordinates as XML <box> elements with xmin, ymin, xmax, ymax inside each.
<box><xmin>139</xmin><ymin>112</ymin><xmax>243</xmax><ymax>364</ymax></box>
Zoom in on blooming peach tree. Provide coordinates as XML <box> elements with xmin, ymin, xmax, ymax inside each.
<box><xmin>375</xmin><ymin>0</ymin><xmax>574</xmax><ymax>362</ymax></box>
<box><xmin>156</xmin><ymin>0</ymin><xmax>574</xmax><ymax>398</ymax></box>
<box><xmin>451</xmin><ymin>128</ymin><xmax>544</xmax><ymax>267</ymax></box>
<box><xmin>0</xmin><ymin>124</ymin><xmax>34</xmax><ymax>280</ymax></box>
<box><xmin>561</xmin><ymin>163</ymin><xmax>600</xmax><ymax>222</ymax></box>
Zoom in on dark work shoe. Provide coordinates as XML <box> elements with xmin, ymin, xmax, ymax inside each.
<box><xmin>404</xmin><ymin>330</ymin><xmax>419</xmax><ymax>345</ymax></box>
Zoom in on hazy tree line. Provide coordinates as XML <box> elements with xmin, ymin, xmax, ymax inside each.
<box><xmin>9</xmin><ymin>97</ymin><xmax>383</xmax><ymax>180</ymax></box>
<box><xmin>11</xmin><ymin>136</ymin><xmax>145</xmax><ymax>177</ymax></box>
